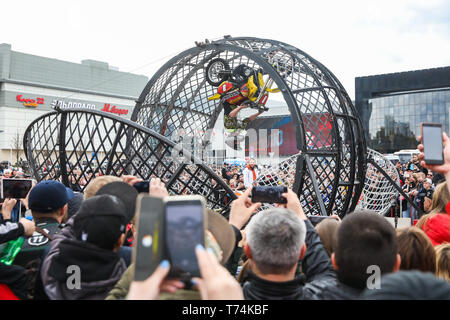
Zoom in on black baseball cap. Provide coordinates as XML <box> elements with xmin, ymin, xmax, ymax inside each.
<box><xmin>95</xmin><ymin>181</ymin><xmax>138</xmax><ymax>223</ymax></box>
<box><xmin>28</xmin><ymin>180</ymin><xmax>74</xmax><ymax>213</ymax></box>
<box><xmin>73</xmin><ymin>194</ymin><xmax>127</xmax><ymax>250</ymax></box>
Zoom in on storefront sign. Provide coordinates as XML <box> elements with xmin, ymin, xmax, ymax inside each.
<box><xmin>51</xmin><ymin>99</ymin><xmax>96</xmax><ymax>110</ymax></box>
<box><xmin>101</xmin><ymin>104</ymin><xmax>129</xmax><ymax>116</ymax></box>
<box><xmin>16</xmin><ymin>94</ymin><xmax>129</xmax><ymax>116</ymax></box>
<box><xmin>16</xmin><ymin>94</ymin><xmax>44</xmax><ymax>108</ymax></box>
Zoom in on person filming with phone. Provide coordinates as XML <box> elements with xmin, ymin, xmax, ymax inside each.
<box><xmin>0</xmin><ymin>196</ymin><xmax>36</xmax><ymax>300</ymax></box>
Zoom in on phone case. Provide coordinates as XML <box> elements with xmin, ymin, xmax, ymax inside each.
<box><xmin>132</xmin><ymin>194</ymin><xmax>166</xmax><ymax>281</ymax></box>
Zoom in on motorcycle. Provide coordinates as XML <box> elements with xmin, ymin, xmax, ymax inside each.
<box><xmin>205</xmin><ymin>58</ymin><xmax>280</xmax><ymax>111</ymax></box>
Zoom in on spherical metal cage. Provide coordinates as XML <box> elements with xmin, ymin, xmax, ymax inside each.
<box><xmin>132</xmin><ymin>37</ymin><xmax>367</xmax><ymax>217</ymax></box>
<box><xmin>356</xmin><ymin>148</ymin><xmax>400</xmax><ymax>215</ymax></box>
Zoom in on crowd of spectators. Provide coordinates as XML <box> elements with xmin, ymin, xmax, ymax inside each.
<box><xmin>394</xmin><ymin>154</ymin><xmax>446</xmax><ymax>221</ymax></box>
<box><xmin>213</xmin><ymin>159</ymin><xmax>264</xmax><ymax>195</ymax></box>
<box><xmin>0</xmin><ymin>137</ymin><xmax>449</xmax><ymax>300</ymax></box>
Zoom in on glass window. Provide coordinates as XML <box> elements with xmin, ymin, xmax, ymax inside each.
<box><xmin>393</xmin><ymin>95</ymin><xmax>399</xmax><ymax>106</ymax></box>
<box><xmin>432</xmin><ymin>92</ymin><xmax>439</xmax><ymax>104</ymax></box>
<box><xmin>439</xmin><ymin>91</ymin><xmax>446</xmax><ymax>103</ymax></box>
<box><xmin>416</xmin><ymin>115</ymin><xmax>421</xmax><ymax>128</ymax></box>
<box><xmin>419</xmin><ymin>104</ymin><xmax>427</xmax><ymax>116</ymax></box>
<box><xmin>378</xmin><ymin>98</ymin><xmax>383</xmax><ymax>107</ymax></box>
<box><xmin>426</xmin><ymin>92</ymin><xmax>433</xmax><ymax>104</ymax></box>
<box><xmin>433</xmin><ymin>103</ymin><xmax>441</xmax><ymax>114</ymax></box>
<box><xmin>414</xmin><ymin>94</ymin><xmax>419</xmax><ymax>105</ymax></box>
<box><xmin>432</xmin><ymin>113</ymin><xmax>441</xmax><ymax>123</ymax></box>
<box><xmin>404</xmin><ymin>94</ymin><xmax>411</xmax><ymax>105</ymax></box>
<box><xmin>394</xmin><ymin>111</ymin><xmax>400</xmax><ymax>122</ymax></box>
<box><xmin>419</xmin><ymin>93</ymin><xmax>426</xmax><ymax>104</ymax></box>
<box><xmin>388</xmin><ymin>96</ymin><xmax>394</xmax><ymax>107</ymax></box>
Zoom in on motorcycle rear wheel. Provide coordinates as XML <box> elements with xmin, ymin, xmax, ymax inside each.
<box><xmin>205</xmin><ymin>58</ymin><xmax>230</xmax><ymax>86</ymax></box>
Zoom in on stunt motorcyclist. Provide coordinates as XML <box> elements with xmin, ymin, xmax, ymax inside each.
<box><xmin>222</xmin><ymin>64</ymin><xmax>267</xmax><ymax>150</ymax></box>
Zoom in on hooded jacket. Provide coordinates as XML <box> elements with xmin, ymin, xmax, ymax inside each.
<box><xmin>242</xmin><ymin>219</ymin><xmax>337</xmax><ymax>300</ymax></box>
<box><xmin>41</xmin><ymin>234</ymin><xmax>127</xmax><ymax>300</ymax></box>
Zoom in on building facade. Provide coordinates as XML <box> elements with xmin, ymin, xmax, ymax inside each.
<box><xmin>355</xmin><ymin>67</ymin><xmax>450</xmax><ymax>153</ymax></box>
<box><xmin>0</xmin><ymin>43</ymin><xmax>148</xmax><ymax>163</ymax></box>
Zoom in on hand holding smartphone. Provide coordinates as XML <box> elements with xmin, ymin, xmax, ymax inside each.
<box><xmin>132</xmin><ymin>195</ymin><xmax>165</xmax><ymax>281</ymax></box>
<box><xmin>165</xmin><ymin>196</ymin><xmax>206</xmax><ymax>279</ymax></box>
<box><xmin>132</xmin><ymin>194</ymin><xmax>207</xmax><ymax>282</ymax></box>
<box><xmin>1</xmin><ymin>178</ymin><xmax>33</xmax><ymax>199</ymax></box>
<box><xmin>421</xmin><ymin>123</ymin><xmax>444</xmax><ymax>165</ymax></box>
<box><xmin>251</xmin><ymin>186</ymin><xmax>287</xmax><ymax>204</ymax></box>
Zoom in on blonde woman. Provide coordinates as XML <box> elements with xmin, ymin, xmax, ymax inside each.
<box><xmin>428</xmin><ymin>181</ymin><xmax>450</xmax><ymax>215</ymax></box>
<box><xmin>435</xmin><ymin>244</ymin><xmax>450</xmax><ymax>282</ymax></box>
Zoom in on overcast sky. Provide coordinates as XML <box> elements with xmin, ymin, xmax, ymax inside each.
<box><xmin>1</xmin><ymin>0</ymin><xmax>449</xmax><ymax>100</ymax></box>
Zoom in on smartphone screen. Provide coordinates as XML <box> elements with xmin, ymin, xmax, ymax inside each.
<box><xmin>165</xmin><ymin>201</ymin><xmax>204</xmax><ymax>277</ymax></box>
<box><xmin>133</xmin><ymin>195</ymin><xmax>165</xmax><ymax>281</ymax></box>
<box><xmin>422</xmin><ymin>124</ymin><xmax>444</xmax><ymax>164</ymax></box>
<box><xmin>1</xmin><ymin>179</ymin><xmax>32</xmax><ymax>199</ymax></box>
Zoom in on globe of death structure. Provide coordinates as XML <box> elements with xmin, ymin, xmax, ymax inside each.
<box><xmin>131</xmin><ymin>36</ymin><xmax>367</xmax><ymax>217</ymax></box>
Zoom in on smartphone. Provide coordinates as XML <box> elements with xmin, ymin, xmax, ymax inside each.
<box><xmin>165</xmin><ymin>195</ymin><xmax>207</xmax><ymax>279</ymax></box>
<box><xmin>133</xmin><ymin>180</ymin><xmax>150</xmax><ymax>193</ymax></box>
<box><xmin>421</xmin><ymin>123</ymin><xmax>444</xmax><ymax>165</ymax></box>
<box><xmin>1</xmin><ymin>178</ymin><xmax>32</xmax><ymax>199</ymax></box>
<box><xmin>251</xmin><ymin>186</ymin><xmax>288</xmax><ymax>204</ymax></box>
<box><xmin>132</xmin><ymin>194</ymin><xmax>166</xmax><ymax>281</ymax></box>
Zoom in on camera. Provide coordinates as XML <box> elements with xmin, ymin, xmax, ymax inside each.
<box><xmin>133</xmin><ymin>180</ymin><xmax>150</xmax><ymax>193</ymax></box>
<box><xmin>132</xmin><ymin>194</ymin><xmax>206</xmax><ymax>281</ymax></box>
<box><xmin>251</xmin><ymin>186</ymin><xmax>288</xmax><ymax>204</ymax></box>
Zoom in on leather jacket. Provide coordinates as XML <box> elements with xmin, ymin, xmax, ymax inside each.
<box><xmin>243</xmin><ymin>220</ymin><xmax>337</xmax><ymax>300</ymax></box>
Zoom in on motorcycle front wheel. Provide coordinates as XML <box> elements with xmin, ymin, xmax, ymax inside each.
<box><xmin>205</xmin><ymin>58</ymin><xmax>230</xmax><ymax>86</ymax></box>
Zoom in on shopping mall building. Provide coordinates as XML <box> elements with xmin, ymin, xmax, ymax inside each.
<box><xmin>0</xmin><ymin>43</ymin><xmax>148</xmax><ymax>163</ymax></box>
<box><xmin>355</xmin><ymin>66</ymin><xmax>450</xmax><ymax>153</ymax></box>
